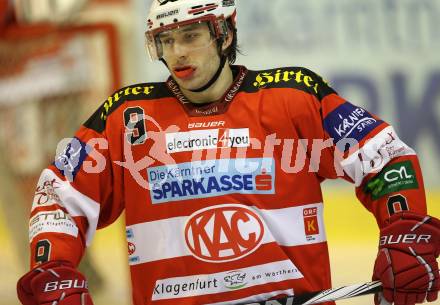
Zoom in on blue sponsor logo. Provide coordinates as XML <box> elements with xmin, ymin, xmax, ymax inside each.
<box><xmin>147</xmin><ymin>158</ymin><xmax>275</xmax><ymax>204</ymax></box>
<box><xmin>323</xmin><ymin>102</ymin><xmax>382</xmax><ymax>147</ymax></box>
<box><xmin>129</xmin><ymin>256</ymin><xmax>140</xmax><ymax>263</ymax></box>
<box><xmin>126</xmin><ymin>228</ymin><xmax>134</xmax><ymax>239</ymax></box>
<box><xmin>54</xmin><ymin>137</ymin><xmax>90</xmax><ymax>181</ymax></box>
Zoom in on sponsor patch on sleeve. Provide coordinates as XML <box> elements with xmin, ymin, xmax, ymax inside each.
<box><xmin>33</xmin><ymin>178</ymin><xmax>62</xmax><ymax>209</ymax></box>
<box><xmin>29</xmin><ymin>210</ymin><xmax>79</xmax><ymax>242</ymax></box>
<box><xmin>340</xmin><ymin>126</ymin><xmax>415</xmax><ymax>186</ymax></box>
<box><xmin>364</xmin><ymin>160</ymin><xmax>419</xmax><ymax>200</ymax></box>
<box><xmin>54</xmin><ymin>137</ymin><xmax>90</xmax><ymax>181</ymax></box>
<box><xmin>323</xmin><ymin>102</ymin><xmax>383</xmax><ymax>145</ymax></box>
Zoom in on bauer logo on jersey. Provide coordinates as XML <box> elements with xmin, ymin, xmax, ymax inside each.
<box><xmin>54</xmin><ymin>137</ymin><xmax>90</xmax><ymax>181</ymax></box>
<box><xmin>147</xmin><ymin>158</ymin><xmax>275</xmax><ymax>204</ymax></box>
<box><xmin>303</xmin><ymin>207</ymin><xmax>319</xmax><ymax>239</ymax></box>
<box><xmin>323</xmin><ymin>102</ymin><xmax>383</xmax><ymax>146</ymax></box>
<box><xmin>184</xmin><ymin>204</ymin><xmax>265</xmax><ymax>262</ymax></box>
<box><xmin>165</xmin><ymin>128</ymin><xmax>250</xmax><ymax>153</ymax></box>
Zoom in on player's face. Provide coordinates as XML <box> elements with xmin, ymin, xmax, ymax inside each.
<box><xmin>159</xmin><ymin>22</ymin><xmax>221</xmax><ymax>90</ymax></box>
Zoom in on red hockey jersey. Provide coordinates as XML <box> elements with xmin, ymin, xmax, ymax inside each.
<box><xmin>29</xmin><ymin>66</ymin><xmax>427</xmax><ymax>305</ymax></box>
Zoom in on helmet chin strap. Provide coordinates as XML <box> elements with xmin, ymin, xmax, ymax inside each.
<box><xmin>188</xmin><ymin>54</ymin><xmax>227</xmax><ymax>93</ymax></box>
<box><xmin>188</xmin><ymin>35</ymin><xmax>228</xmax><ymax>93</ymax></box>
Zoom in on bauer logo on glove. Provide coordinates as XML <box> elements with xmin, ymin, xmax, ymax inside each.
<box><xmin>373</xmin><ymin>212</ymin><xmax>440</xmax><ymax>305</ymax></box>
<box><xmin>380</xmin><ymin>234</ymin><xmax>432</xmax><ymax>246</ymax></box>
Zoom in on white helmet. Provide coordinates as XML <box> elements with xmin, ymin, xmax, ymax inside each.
<box><xmin>145</xmin><ymin>0</ymin><xmax>237</xmax><ymax>60</ymax></box>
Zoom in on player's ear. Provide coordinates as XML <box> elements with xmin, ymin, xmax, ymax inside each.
<box><xmin>222</xmin><ymin>27</ymin><xmax>233</xmax><ymax>51</ymax></box>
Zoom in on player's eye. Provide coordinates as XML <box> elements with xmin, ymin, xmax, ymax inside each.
<box><xmin>160</xmin><ymin>37</ymin><xmax>174</xmax><ymax>46</ymax></box>
<box><xmin>184</xmin><ymin>32</ymin><xmax>200</xmax><ymax>41</ymax></box>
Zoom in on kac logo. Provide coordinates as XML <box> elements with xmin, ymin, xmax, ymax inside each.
<box><xmin>184</xmin><ymin>204</ymin><xmax>265</xmax><ymax>263</ymax></box>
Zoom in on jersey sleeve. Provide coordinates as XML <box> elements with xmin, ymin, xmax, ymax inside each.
<box><xmin>289</xmin><ymin>68</ymin><xmax>427</xmax><ymax>228</ymax></box>
<box><xmin>29</xmin><ymin>105</ymin><xmax>124</xmax><ymax>268</ymax></box>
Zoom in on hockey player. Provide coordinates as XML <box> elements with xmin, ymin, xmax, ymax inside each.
<box><xmin>17</xmin><ymin>1</ymin><xmax>439</xmax><ymax>305</ymax></box>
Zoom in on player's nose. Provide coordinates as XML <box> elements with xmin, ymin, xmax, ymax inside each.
<box><xmin>172</xmin><ymin>41</ymin><xmax>190</xmax><ymax>57</ymax></box>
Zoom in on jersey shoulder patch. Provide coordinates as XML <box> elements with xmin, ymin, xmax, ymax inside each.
<box><xmin>83</xmin><ymin>82</ymin><xmax>171</xmax><ymax>133</ymax></box>
<box><xmin>242</xmin><ymin>66</ymin><xmax>337</xmax><ymax>101</ymax></box>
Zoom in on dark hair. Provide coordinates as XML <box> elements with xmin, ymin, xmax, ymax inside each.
<box><xmin>222</xmin><ymin>18</ymin><xmax>240</xmax><ymax>64</ymax></box>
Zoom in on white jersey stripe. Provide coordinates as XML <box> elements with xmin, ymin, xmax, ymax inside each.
<box><xmin>152</xmin><ymin>260</ymin><xmax>302</xmax><ymax>301</ymax></box>
<box><xmin>127</xmin><ymin>203</ymin><xmax>325</xmax><ymax>265</ymax></box>
<box><xmin>341</xmin><ymin>126</ymin><xmax>416</xmax><ymax>186</ymax></box>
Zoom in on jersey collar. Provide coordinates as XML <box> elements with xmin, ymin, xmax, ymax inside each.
<box><xmin>165</xmin><ymin>65</ymin><xmax>248</xmax><ymax>116</ymax></box>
